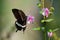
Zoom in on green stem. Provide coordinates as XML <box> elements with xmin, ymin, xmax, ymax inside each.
<box><xmin>45</xmin><ymin>32</ymin><xmax>46</xmax><ymax>40</ymax></box>
<box><xmin>49</xmin><ymin>37</ymin><xmax>50</xmax><ymax>40</ymax></box>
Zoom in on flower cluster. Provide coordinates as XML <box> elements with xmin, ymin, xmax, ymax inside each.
<box><xmin>37</xmin><ymin>3</ymin><xmax>55</xmax><ymax>39</ymax></box>
<box><xmin>32</xmin><ymin>2</ymin><xmax>60</xmax><ymax>40</ymax></box>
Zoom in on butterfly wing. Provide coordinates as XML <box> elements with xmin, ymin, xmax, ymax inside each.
<box><xmin>12</xmin><ymin>9</ymin><xmax>21</xmax><ymax>19</ymax></box>
<box><xmin>18</xmin><ymin>9</ymin><xmax>27</xmax><ymax>21</ymax></box>
<box><xmin>12</xmin><ymin>9</ymin><xmax>27</xmax><ymax>25</ymax></box>
<box><xmin>12</xmin><ymin>9</ymin><xmax>26</xmax><ymax>20</ymax></box>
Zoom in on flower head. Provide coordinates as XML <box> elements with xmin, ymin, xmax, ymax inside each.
<box><xmin>27</xmin><ymin>15</ymin><xmax>34</xmax><ymax>24</ymax></box>
<box><xmin>47</xmin><ymin>29</ymin><xmax>53</xmax><ymax>37</ymax></box>
<box><xmin>42</xmin><ymin>8</ymin><xmax>50</xmax><ymax>17</ymax></box>
<box><xmin>48</xmin><ymin>32</ymin><xmax>53</xmax><ymax>37</ymax></box>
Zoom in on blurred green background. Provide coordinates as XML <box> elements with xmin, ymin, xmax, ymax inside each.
<box><xmin>0</xmin><ymin>0</ymin><xmax>41</xmax><ymax>40</ymax></box>
<box><xmin>0</xmin><ymin>0</ymin><xmax>60</xmax><ymax>40</ymax></box>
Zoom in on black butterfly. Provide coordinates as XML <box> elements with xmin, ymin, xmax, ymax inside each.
<box><xmin>12</xmin><ymin>9</ymin><xmax>27</xmax><ymax>32</ymax></box>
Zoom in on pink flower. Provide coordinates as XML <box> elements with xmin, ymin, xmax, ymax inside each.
<box><xmin>48</xmin><ymin>32</ymin><xmax>53</xmax><ymax>37</ymax></box>
<box><xmin>27</xmin><ymin>15</ymin><xmax>34</xmax><ymax>24</ymax></box>
<box><xmin>42</xmin><ymin>8</ymin><xmax>50</xmax><ymax>17</ymax></box>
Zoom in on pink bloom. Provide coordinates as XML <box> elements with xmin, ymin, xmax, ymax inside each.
<box><xmin>27</xmin><ymin>15</ymin><xmax>34</xmax><ymax>24</ymax></box>
<box><xmin>48</xmin><ymin>32</ymin><xmax>53</xmax><ymax>37</ymax></box>
<box><xmin>42</xmin><ymin>8</ymin><xmax>50</xmax><ymax>17</ymax></box>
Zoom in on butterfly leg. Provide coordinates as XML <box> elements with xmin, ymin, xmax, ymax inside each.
<box><xmin>23</xmin><ymin>27</ymin><xmax>26</xmax><ymax>33</ymax></box>
<box><xmin>16</xmin><ymin>29</ymin><xmax>18</xmax><ymax>32</ymax></box>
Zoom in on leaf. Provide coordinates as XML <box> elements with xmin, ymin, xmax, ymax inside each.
<box><xmin>50</xmin><ymin>7</ymin><xmax>55</xmax><ymax>12</ymax></box>
<box><xmin>37</xmin><ymin>3</ymin><xmax>41</xmax><ymax>7</ymax></box>
<box><xmin>53</xmin><ymin>28</ymin><xmax>59</xmax><ymax>32</ymax></box>
<box><xmin>51</xmin><ymin>7</ymin><xmax>54</xmax><ymax>10</ymax></box>
<box><xmin>41</xmin><ymin>19</ymin><xmax>54</xmax><ymax>23</ymax></box>
<box><xmin>32</xmin><ymin>27</ymin><xmax>40</xmax><ymax>30</ymax></box>
<box><xmin>45</xmin><ymin>19</ymin><xmax>54</xmax><ymax>22</ymax></box>
<box><xmin>49</xmin><ymin>12</ymin><xmax>53</xmax><ymax>15</ymax></box>
<box><xmin>41</xmin><ymin>20</ymin><xmax>45</xmax><ymax>23</ymax></box>
<box><xmin>49</xmin><ymin>29</ymin><xmax>53</xmax><ymax>32</ymax></box>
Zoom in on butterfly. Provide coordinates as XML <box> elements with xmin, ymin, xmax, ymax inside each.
<box><xmin>12</xmin><ymin>9</ymin><xmax>27</xmax><ymax>32</ymax></box>
<box><xmin>12</xmin><ymin>8</ymin><xmax>34</xmax><ymax>32</ymax></box>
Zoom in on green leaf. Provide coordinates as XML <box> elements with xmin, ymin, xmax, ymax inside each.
<box><xmin>37</xmin><ymin>3</ymin><xmax>41</xmax><ymax>7</ymax></box>
<box><xmin>49</xmin><ymin>29</ymin><xmax>53</xmax><ymax>32</ymax></box>
<box><xmin>50</xmin><ymin>7</ymin><xmax>54</xmax><ymax>10</ymax></box>
<box><xmin>45</xmin><ymin>19</ymin><xmax>54</xmax><ymax>22</ymax></box>
<box><xmin>41</xmin><ymin>19</ymin><xmax>54</xmax><ymax>23</ymax></box>
<box><xmin>49</xmin><ymin>12</ymin><xmax>53</xmax><ymax>14</ymax></box>
<box><xmin>41</xmin><ymin>20</ymin><xmax>45</xmax><ymax>23</ymax></box>
<box><xmin>53</xmin><ymin>28</ymin><xmax>59</xmax><ymax>32</ymax></box>
<box><xmin>50</xmin><ymin>7</ymin><xmax>55</xmax><ymax>12</ymax></box>
<box><xmin>32</xmin><ymin>27</ymin><xmax>40</xmax><ymax>30</ymax></box>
